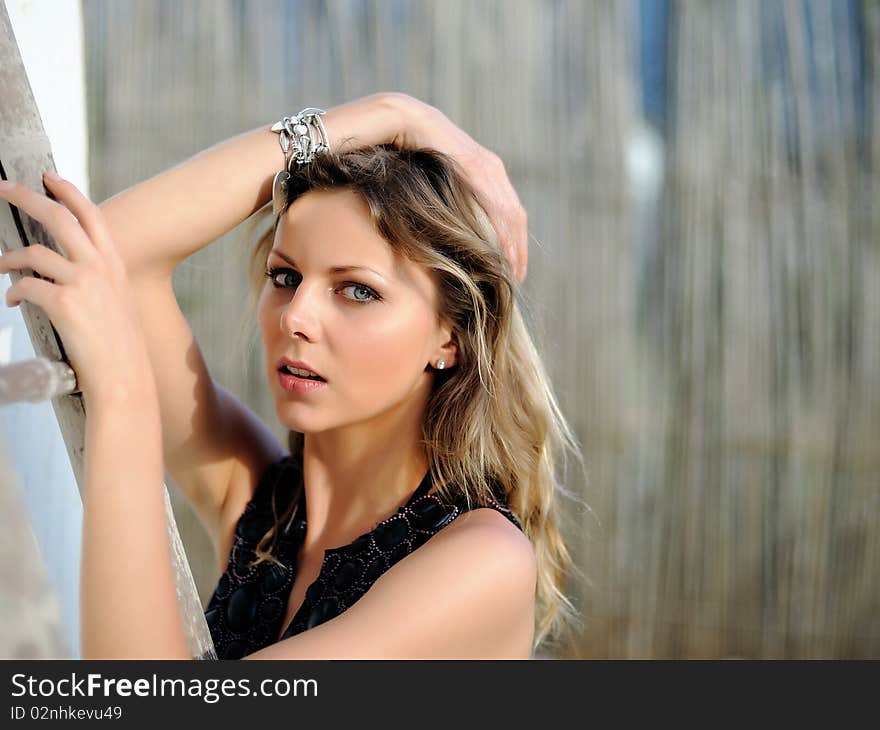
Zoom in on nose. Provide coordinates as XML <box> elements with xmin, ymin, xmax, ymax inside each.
<box><xmin>279</xmin><ymin>283</ymin><xmax>322</xmax><ymax>341</ymax></box>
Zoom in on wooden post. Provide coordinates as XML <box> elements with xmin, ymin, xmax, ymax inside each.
<box><xmin>0</xmin><ymin>1</ymin><xmax>216</xmax><ymax>660</ymax></box>
<box><xmin>0</xmin><ymin>357</ymin><xmax>77</xmax><ymax>404</ymax></box>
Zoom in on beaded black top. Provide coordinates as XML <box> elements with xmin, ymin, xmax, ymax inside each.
<box><xmin>204</xmin><ymin>455</ymin><xmax>522</xmax><ymax>659</ymax></box>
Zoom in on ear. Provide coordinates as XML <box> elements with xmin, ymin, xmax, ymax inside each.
<box><xmin>430</xmin><ymin>321</ymin><xmax>458</xmax><ymax>370</ymax></box>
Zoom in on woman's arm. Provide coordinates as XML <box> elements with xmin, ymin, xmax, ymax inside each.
<box><xmin>99</xmin><ymin>92</ymin><xmax>408</xmax><ymax>278</ymax></box>
<box><xmin>80</xmin><ymin>361</ymin><xmax>190</xmax><ymax>659</ymax></box>
<box><xmin>98</xmin><ymin>92</ymin><xmax>527</xmax><ymax>281</ymax></box>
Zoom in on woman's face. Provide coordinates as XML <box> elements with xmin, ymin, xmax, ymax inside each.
<box><xmin>257</xmin><ymin>188</ymin><xmax>454</xmax><ymax>434</ymax></box>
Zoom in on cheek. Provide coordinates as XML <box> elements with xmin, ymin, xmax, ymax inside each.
<box><xmin>339</xmin><ymin>310</ymin><xmax>431</xmax><ymax>392</ymax></box>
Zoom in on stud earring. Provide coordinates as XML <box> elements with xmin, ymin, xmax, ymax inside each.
<box><xmin>436</xmin><ymin>359</ymin><xmax>446</xmax><ymax>370</ymax></box>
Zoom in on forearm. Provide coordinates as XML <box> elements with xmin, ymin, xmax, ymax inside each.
<box><xmin>98</xmin><ymin>92</ymin><xmax>413</xmax><ymax>278</ymax></box>
<box><xmin>79</xmin><ymin>368</ymin><xmax>190</xmax><ymax>660</ymax></box>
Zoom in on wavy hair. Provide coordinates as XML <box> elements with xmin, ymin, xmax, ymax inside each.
<box><xmin>237</xmin><ymin>143</ymin><xmax>589</xmax><ymax>655</ymax></box>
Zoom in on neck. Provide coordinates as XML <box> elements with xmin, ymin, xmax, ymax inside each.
<box><xmin>298</xmin><ymin>401</ymin><xmax>430</xmax><ymax>555</ymax></box>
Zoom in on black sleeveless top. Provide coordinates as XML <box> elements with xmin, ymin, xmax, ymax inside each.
<box><xmin>204</xmin><ymin>455</ymin><xmax>522</xmax><ymax>659</ymax></box>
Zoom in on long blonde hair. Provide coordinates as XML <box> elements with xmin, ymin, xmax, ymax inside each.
<box><xmin>238</xmin><ymin>144</ymin><xmax>588</xmax><ymax>655</ymax></box>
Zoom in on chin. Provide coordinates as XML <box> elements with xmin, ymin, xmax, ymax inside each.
<box><xmin>274</xmin><ymin>402</ymin><xmax>321</xmax><ymax>433</ymax></box>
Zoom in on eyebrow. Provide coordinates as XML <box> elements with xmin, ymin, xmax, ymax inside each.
<box><xmin>269</xmin><ymin>249</ymin><xmax>388</xmax><ymax>280</ymax></box>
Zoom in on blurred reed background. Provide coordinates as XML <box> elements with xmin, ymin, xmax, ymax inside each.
<box><xmin>79</xmin><ymin>0</ymin><xmax>878</xmax><ymax>659</ymax></box>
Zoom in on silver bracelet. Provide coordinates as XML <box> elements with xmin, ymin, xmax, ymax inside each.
<box><xmin>270</xmin><ymin>107</ymin><xmax>331</xmax><ymax>215</ymax></box>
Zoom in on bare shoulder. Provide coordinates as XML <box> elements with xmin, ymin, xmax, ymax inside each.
<box><xmin>419</xmin><ymin>507</ymin><xmax>538</xmax><ymax>642</ymax></box>
<box><xmin>407</xmin><ymin>505</ymin><xmax>537</xmax><ymax>599</ymax></box>
<box><xmin>245</xmin><ymin>505</ymin><xmax>537</xmax><ymax>660</ymax></box>
<box><xmin>440</xmin><ymin>505</ymin><xmax>536</xmax><ymax>575</ymax></box>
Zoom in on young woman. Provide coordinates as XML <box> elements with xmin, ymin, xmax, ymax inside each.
<box><xmin>0</xmin><ymin>92</ymin><xmax>583</xmax><ymax>659</ymax></box>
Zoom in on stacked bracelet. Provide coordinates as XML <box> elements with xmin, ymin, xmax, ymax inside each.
<box><xmin>270</xmin><ymin>107</ymin><xmax>331</xmax><ymax>215</ymax></box>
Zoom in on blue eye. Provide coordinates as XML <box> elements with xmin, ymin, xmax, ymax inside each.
<box><xmin>265</xmin><ymin>267</ymin><xmax>382</xmax><ymax>304</ymax></box>
<box><xmin>340</xmin><ymin>283</ymin><xmax>381</xmax><ymax>303</ymax></box>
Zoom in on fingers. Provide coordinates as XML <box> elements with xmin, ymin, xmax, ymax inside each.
<box><xmin>468</xmin><ymin>150</ymin><xmax>529</xmax><ymax>283</ymax></box>
<box><xmin>489</xmin><ymin>157</ymin><xmax>528</xmax><ymax>283</ymax></box>
<box><xmin>489</xmin><ymin>198</ymin><xmax>527</xmax><ymax>283</ymax></box>
<box><xmin>502</xmin><ymin>206</ymin><xmax>527</xmax><ymax>283</ymax></box>
<box><xmin>41</xmin><ymin>173</ymin><xmax>115</xmax><ymax>256</ymax></box>
<box><xmin>4</xmin><ymin>273</ymin><xmax>56</xmax><ymax>312</ymax></box>
<box><xmin>493</xmin><ymin>214</ymin><xmax>518</xmax><ymax>278</ymax></box>
<box><xmin>513</xmin><ymin>208</ymin><xmax>528</xmax><ymax>282</ymax></box>
<box><xmin>0</xmin><ymin>244</ymin><xmax>77</xmax><ymax>284</ymax></box>
<box><xmin>0</xmin><ymin>178</ymin><xmax>95</xmax><ymax>263</ymax></box>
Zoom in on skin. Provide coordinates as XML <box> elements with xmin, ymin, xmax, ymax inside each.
<box><xmin>258</xmin><ymin>188</ymin><xmax>458</xmax><ymax>555</ymax></box>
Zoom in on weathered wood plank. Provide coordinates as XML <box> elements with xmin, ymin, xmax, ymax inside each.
<box><xmin>0</xmin><ymin>357</ymin><xmax>76</xmax><ymax>404</ymax></box>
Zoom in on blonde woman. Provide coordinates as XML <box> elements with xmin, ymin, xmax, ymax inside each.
<box><xmin>0</xmin><ymin>92</ymin><xmax>583</xmax><ymax>659</ymax></box>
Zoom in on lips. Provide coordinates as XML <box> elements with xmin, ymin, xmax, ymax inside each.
<box><xmin>276</xmin><ymin>357</ymin><xmax>326</xmax><ymax>381</ymax></box>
